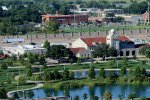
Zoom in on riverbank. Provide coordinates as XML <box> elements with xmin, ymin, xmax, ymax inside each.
<box><xmin>43</xmin><ymin>77</ymin><xmax>150</xmax><ymax>90</ymax></box>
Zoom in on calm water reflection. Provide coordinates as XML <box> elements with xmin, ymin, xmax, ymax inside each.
<box><xmin>30</xmin><ymin>85</ymin><xmax>150</xmax><ymax>99</ymax></box>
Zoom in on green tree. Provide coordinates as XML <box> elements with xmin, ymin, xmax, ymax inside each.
<box><xmin>128</xmin><ymin>93</ymin><xmax>137</xmax><ymax>100</ymax></box>
<box><xmin>93</xmin><ymin>43</ymin><xmax>109</xmax><ymax>60</ymax></box>
<box><xmin>38</xmin><ymin>55</ymin><xmax>46</xmax><ymax>65</ymax></box>
<box><xmin>43</xmin><ymin>40</ymin><xmax>51</xmax><ymax>56</ymax></box>
<box><xmin>134</xmin><ymin>66</ymin><xmax>141</xmax><ymax>78</ymax></box>
<box><xmin>0</xmin><ymin>88</ymin><xmax>7</xmax><ymax>99</ymax></box>
<box><xmin>88</xmin><ymin>67</ymin><xmax>95</xmax><ymax>79</ymax></box>
<box><xmin>129</xmin><ymin>68</ymin><xmax>133</xmax><ymax>76</ymax></box>
<box><xmin>99</xmin><ymin>68</ymin><xmax>105</xmax><ymax>78</ymax></box>
<box><xmin>18</xmin><ymin>76</ymin><xmax>26</xmax><ymax>85</ymax></box>
<box><xmin>45</xmin><ymin>19</ymin><xmax>59</xmax><ymax>34</ymax></box>
<box><xmin>139</xmin><ymin>46</ymin><xmax>150</xmax><ymax>59</ymax></box>
<box><xmin>69</xmin><ymin>71</ymin><xmax>74</xmax><ymax>79</ymax></box>
<box><xmin>63</xmin><ymin>69</ymin><xmax>70</xmax><ymax>80</ymax></box>
<box><xmin>122</xmin><ymin>56</ymin><xmax>128</xmax><ymax>67</ymax></box>
<box><xmin>26</xmin><ymin>65</ymin><xmax>32</xmax><ymax>77</ymax></box>
<box><xmin>108</xmin><ymin>47</ymin><xmax>118</xmax><ymax>57</ymax></box>
<box><xmin>103</xmin><ymin>91</ymin><xmax>112</xmax><ymax>100</ymax></box>
<box><xmin>0</xmin><ymin>63</ymin><xmax>8</xmax><ymax>69</ymax></box>
<box><xmin>53</xmin><ymin>69</ymin><xmax>61</xmax><ymax>80</ymax></box>
<box><xmin>120</xmin><ymin>67</ymin><xmax>126</xmax><ymax>76</ymax></box>
<box><xmin>141</xmin><ymin>68</ymin><xmax>146</xmax><ymax>76</ymax></box>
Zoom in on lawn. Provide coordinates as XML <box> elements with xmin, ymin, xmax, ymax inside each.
<box><xmin>42</xmin><ymin>60</ymin><xmax>150</xmax><ymax>71</ymax></box>
<box><xmin>63</xmin><ymin>25</ymin><xmax>150</xmax><ymax>33</ymax></box>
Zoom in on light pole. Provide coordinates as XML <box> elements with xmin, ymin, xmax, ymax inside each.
<box><xmin>148</xmin><ymin>0</ymin><xmax>150</xmax><ymax>25</ymax></box>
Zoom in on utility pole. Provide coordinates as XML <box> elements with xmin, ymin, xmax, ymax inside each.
<box><xmin>148</xmin><ymin>1</ymin><xmax>150</xmax><ymax>25</ymax></box>
<box><xmin>73</xmin><ymin>0</ymin><xmax>76</xmax><ymax>34</ymax></box>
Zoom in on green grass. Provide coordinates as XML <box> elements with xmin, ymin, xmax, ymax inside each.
<box><xmin>63</xmin><ymin>25</ymin><xmax>150</xmax><ymax>33</ymax></box>
<box><xmin>42</xmin><ymin>60</ymin><xmax>150</xmax><ymax>71</ymax></box>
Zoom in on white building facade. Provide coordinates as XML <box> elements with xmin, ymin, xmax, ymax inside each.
<box><xmin>2</xmin><ymin>45</ymin><xmax>46</xmax><ymax>56</ymax></box>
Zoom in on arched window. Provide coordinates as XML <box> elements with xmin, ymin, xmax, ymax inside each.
<box><xmin>132</xmin><ymin>50</ymin><xmax>135</xmax><ymax>56</ymax></box>
<box><xmin>126</xmin><ymin>51</ymin><xmax>129</xmax><ymax>56</ymax></box>
<box><xmin>120</xmin><ymin>51</ymin><xmax>123</xmax><ymax>56</ymax></box>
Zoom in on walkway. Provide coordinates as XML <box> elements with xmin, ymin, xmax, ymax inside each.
<box><xmin>7</xmin><ymin>83</ymin><xmax>43</xmax><ymax>98</ymax></box>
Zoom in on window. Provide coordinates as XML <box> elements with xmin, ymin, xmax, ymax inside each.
<box><xmin>132</xmin><ymin>50</ymin><xmax>135</xmax><ymax>56</ymax></box>
<box><xmin>120</xmin><ymin>51</ymin><xmax>123</xmax><ymax>56</ymax></box>
<box><xmin>126</xmin><ymin>51</ymin><xmax>129</xmax><ymax>56</ymax></box>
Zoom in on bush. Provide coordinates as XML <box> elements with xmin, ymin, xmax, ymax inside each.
<box><xmin>0</xmin><ymin>63</ymin><xmax>8</xmax><ymax>69</ymax></box>
<box><xmin>18</xmin><ymin>75</ymin><xmax>26</xmax><ymax>85</ymax></box>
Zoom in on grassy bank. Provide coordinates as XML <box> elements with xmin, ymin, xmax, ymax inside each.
<box><xmin>42</xmin><ymin>60</ymin><xmax>150</xmax><ymax>71</ymax></box>
<box><xmin>43</xmin><ymin>76</ymin><xmax>150</xmax><ymax>90</ymax></box>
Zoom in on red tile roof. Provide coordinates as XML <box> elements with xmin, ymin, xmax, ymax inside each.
<box><xmin>70</xmin><ymin>48</ymin><xmax>86</xmax><ymax>54</ymax></box>
<box><xmin>81</xmin><ymin>36</ymin><xmax>131</xmax><ymax>46</ymax></box>
<box><xmin>118</xmin><ymin>36</ymin><xmax>131</xmax><ymax>42</ymax></box>
<box><xmin>81</xmin><ymin>37</ymin><xmax>106</xmax><ymax>46</ymax></box>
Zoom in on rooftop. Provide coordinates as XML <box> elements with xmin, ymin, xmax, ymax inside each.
<box><xmin>81</xmin><ymin>36</ymin><xmax>131</xmax><ymax>46</ymax></box>
<box><xmin>70</xmin><ymin>47</ymin><xmax>86</xmax><ymax>54</ymax></box>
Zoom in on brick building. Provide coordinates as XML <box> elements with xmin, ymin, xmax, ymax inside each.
<box><xmin>41</xmin><ymin>14</ymin><xmax>88</xmax><ymax>24</ymax></box>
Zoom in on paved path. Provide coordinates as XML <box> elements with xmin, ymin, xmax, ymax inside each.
<box><xmin>7</xmin><ymin>83</ymin><xmax>43</xmax><ymax>98</ymax></box>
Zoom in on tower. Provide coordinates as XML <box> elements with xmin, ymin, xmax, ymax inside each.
<box><xmin>106</xmin><ymin>29</ymin><xmax>120</xmax><ymax>49</ymax></box>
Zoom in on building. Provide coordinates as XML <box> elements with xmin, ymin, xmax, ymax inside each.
<box><xmin>142</xmin><ymin>11</ymin><xmax>150</xmax><ymax>24</ymax></box>
<box><xmin>2</xmin><ymin>38</ymin><xmax>24</xmax><ymax>43</ymax></box>
<box><xmin>71</xmin><ymin>29</ymin><xmax>142</xmax><ymax>58</ymax></box>
<box><xmin>70</xmin><ymin>47</ymin><xmax>91</xmax><ymax>58</ymax></box>
<box><xmin>2</xmin><ymin>44</ymin><xmax>46</xmax><ymax>56</ymax></box>
<box><xmin>42</xmin><ymin>14</ymin><xmax>88</xmax><ymax>24</ymax></box>
<box><xmin>115</xmin><ymin>14</ymin><xmax>143</xmax><ymax>25</ymax></box>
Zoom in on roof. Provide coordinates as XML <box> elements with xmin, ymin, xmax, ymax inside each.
<box><xmin>118</xmin><ymin>36</ymin><xmax>131</xmax><ymax>42</ymax></box>
<box><xmin>80</xmin><ymin>36</ymin><xmax>131</xmax><ymax>46</ymax></box>
<box><xmin>70</xmin><ymin>48</ymin><xmax>86</xmax><ymax>54</ymax></box>
<box><xmin>81</xmin><ymin>37</ymin><xmax>106</xmax><ymax>46</ymax></box>
<box><xmin>142</xmin><ymin>11</ymin><xmax>150</xmax><ymax>20</ymax></box>
<box><xmin>42</xmin><ymin>14</ymin><xmax>88</xmax><ymax>18</ymax></box>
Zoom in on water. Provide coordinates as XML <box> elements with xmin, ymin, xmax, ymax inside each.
<box><xmin>17</xmin><ymin>85</ymin><xmax>150</xmax><ymax>99</ymax></box>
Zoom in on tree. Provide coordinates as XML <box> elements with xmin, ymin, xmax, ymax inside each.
<box><xmin>0</xmin><ymin>63</ymin><xmax>8</xmax><ymax>69</ymax></box>
<box><xmin>128</xmin><ymin>93</ymin><xmax>137</xmax><ymax>100</ymax></box>
<box><xmin>38</xmin><ymin>55</ymin><xmax>46</xmax><ymax>65</ymax></box>
<box><xmin>53</xmin><ymin>69</ymin><xmax>61</xmax><ymax>80</ymax></box>
<box><xmin>122</xmin><ymin>56</ymin><xmax>128</xmax><ymax>67</ymax></box>
<box><xmin>26</xmin><ymin>65</ymin><xmax>32</xmax><ymax>77</ymax></box>
<box><xmin>129</xmin><ymin>68</ymin><xmax>133</xmax><ymax>76</ymax></box>
<box><xmin>108</xmin><ymin>47</ymin><xmax>118</xmax><ymax>57</ymax></box>
<box><xmin>120</xmin><ymin>67</ymin><xmax>126</xmax><ymax>76</ymax></box>
<box><xmin>88</xmin><ymin>67</ymin><xmax>95</xmax><ymax>79</ymax></box>
<box><xmin>93</xmin><ymin>43</ymin><xmax>109</xmax><ymax>60</ymax></box>
<box><xmin>103</xmin><ymin>91</ymin><xmax>112</xmax><ymax>100</ymax></box>
<box><xmin>69</xmin><ymin>71</ymin><xmax>74</xmax><ymax>79</ymax></box>
<box><xmin>93</xmin><ymin>43</ymin><xmax>118</xmax><ymax>60</ymax></box>
<box><xmin>18</xmin><ymin>75</ymin><xmax>26</xmax><ymax>85</ymax></box>
<box><xmin>0</xmin><ymin>88</ymin><xmax>7</xmax><ymax>99</ymax></box>
<box><xmin>45</xmin><ymin>19</ymin><xmax>59</xmax><ymax>34</ymax></box>
<box><xmin>50</xmin><ymin>45</ymin><xmax>75</xmax><ymax>61</ymax></box>
<box><xmin>139</xmin><ymin>46</ymin><xmax>150</xmax><ymax>58</ymax></box>
<box><xmin>44</xmin><ymin>69</ymin><xmax>54</xmax><ymax>81</ymax></box>
<box><xmin>99</xmin><ymin>68</ymin><xmax>105</xmax><ymax>78</ymax></box>
<box><xmin>43</xmin><ymin>40</ymin><xmax>51</xmax><ymax>56</ymax></box>
<box><xmin>134</xmin><ymin>66</ymin><xmax>141</xmax><ymax>78</ymax></box>
<box><xmin>141</xmin><ymin>68</ymin><xmax>146</xmax><ymax>76</ymax></box>
<box><xmin>63</xmin><ymin>69</ymin><xmax>70</xmax><ymax>80</ymax></box>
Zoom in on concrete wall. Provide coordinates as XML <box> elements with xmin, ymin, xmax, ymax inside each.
<box><xmin>76</xmin><ymin>49</ymin><xmax>92</xmax><ymax>58</ymax></box>
<box><xmin>72</xmin><ymin>38</ymin><xmax>88</xmax><ymax>49</ymax></box>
